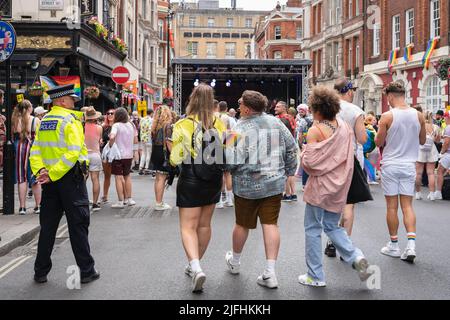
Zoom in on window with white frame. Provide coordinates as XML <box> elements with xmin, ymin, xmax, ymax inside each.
<box><xmin>158</xmin><ymin>46</ymin><xmax>164</xmax><ymax>67</ymax></box>
<box><xmin>355</xmin><ymin>41</ymin><xmax>360</xmax><ymax>68</ymax></box>
<box><xmin>373</xmin><ymin>23</ymin><xmax>380</xmax><ymax>56</ymax></box>
<box><xmin>296</xmin><ymin>26</ymin><xmax>303</xmax><ymax>39</ymax></box>
<box><xmin>208</xmin><ymin>18</ymin><xmax>215</xmax><ymax>27</ymax></box>
<box><xmin>355</xmin><ymin>0</ymin><xmax>359</xmax><ymax>16</ymax></box>
<box><xmin>336</xmin><ymin>0</ymin><xmax>341</xmax><ymax>23</ymax></box>
<box><xmin>334</xmin><ymin>42</ymin><xmax>339</xmax><ymax>70</ymax></box>
<box><xmin>187</xmin><ymin>41</ymin><xmax>198</xmax><ymax>58</ymax></box>
<box><xmin>142</xmin><ymin>0</ymin><xmax>147</xmax><ymax>20</ymax></box>
<box><xmin>430</xmin><ymin>0</ymin><xmax>440</xmax><ymax>38</ymax></box>
<box><xmin>206</xmin><ymin>42</ymin><xmax>217</xmax><ymax>58</ymax></box>
<box><xmin>150</xmin><ymin>47</ymin><xmax>154</xmax><ymax>82</ymax></box>
<box><xmin>406</xmin><ymin>9</ymin><xmax>414</xmax><ymax>45</ymax></box>
<box><xmin>189</xmin><ymin>16</ymin><xmax>196</xmax><ymax>27</ymax></box>
<box><xmin>392</xmin><ymin>15</ymin><xmax>400</xmax><ymax>49</ymax></box>
<box><xmin>327</xmin><ymin>44</ymin><xmax>333</xmax><ymax>67</ymax></box>
<box><xmin>348</xmin><ymin>0</ymin><xmax>352</xmax><ymax>19</ymax></box>
<box><xmin>274</xmin><ymin>26</ymin><xmax>281</xmax><ymax>40</ymax></box>
<box><xmin>225</xmin><ymin>42</ymin><xmax>236</xmax><ymax>58</ymax></box>
<box><xmin>158</xmin><ymin>19</ymin><xmax>164</xmax><ymax>40</ymax></box>
<box><xmin>348</xmin><ymin>45</ymin><xmax>352</xmax><ymax>70</ymax></box>
<box><xmin>227</xmin><ymin>18</ymin><xmax>234</xmax><ymax>27</ymax></box>
<box><xmin>425</xmin><ymin>76</ymin><xmax>442</xmax><ymax>113</ymax></box>
<box><xmin>274</xmin><ymin>51</ymin><xmax>282</xmax><ymax>59</ymax></box>
<box><xmin>245</xmin><ymin>18</ymin><xmax>252</xmax><ymax>28</ymax></box>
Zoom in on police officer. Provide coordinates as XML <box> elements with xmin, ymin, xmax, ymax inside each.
<box><xmin>30</xmin><ymin>84</ymin><xmax>100</xmax><ymax>284</ymax></box>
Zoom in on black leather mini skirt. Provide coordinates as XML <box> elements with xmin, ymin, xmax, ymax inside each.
<box><xmin>176</xmin><ymin>164</ymin><xmax>222</xmax><ymax>208</ymax></box>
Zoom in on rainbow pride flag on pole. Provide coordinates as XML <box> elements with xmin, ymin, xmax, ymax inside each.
<box><xmin>388</xmin><ymin>49</ymin><xmax>398</xmax><ymax>73</ymax></box>
<box><xmin>404</xmin><ymin>44</ymin><xmax>413</xmax><ymax>63</ymax></box>
<box><xmin>422</xmin><ymin>38</ymin><xmax>439</xmax><ymax>69</ymax></box>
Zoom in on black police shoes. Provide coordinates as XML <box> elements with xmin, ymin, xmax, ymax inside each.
<box><xmin>81</xmin><ymin>270</ymin><xmax>100</xmax><ymax>284</ymax></box>
<box><xmin>34</xmin><ymin>274</ymin><xmax>48</xmax><ymax>284</ymax></box>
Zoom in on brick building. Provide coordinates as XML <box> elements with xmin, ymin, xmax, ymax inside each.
<box><xmin>361</xmin><ymin>0</ymin><xmax>449</xmax><ymax>114</ymax></box>
<box><xmin>254</xmin><ymin>1</ymin><xmax>304</xmax><ymax>60</ymax></box>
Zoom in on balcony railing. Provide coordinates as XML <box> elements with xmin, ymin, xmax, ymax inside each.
<box><xmin>0</xmin><ymin>0</ymin><xmax>12</xmax><ymax>18</ymax></box>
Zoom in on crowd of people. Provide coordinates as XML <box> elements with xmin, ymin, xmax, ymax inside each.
<box><xmin>1</xmin><ymin>77</ymin><xmax>449</xmax><ymax>293</ymax></box>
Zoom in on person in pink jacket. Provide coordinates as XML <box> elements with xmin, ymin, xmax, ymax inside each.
<box><xmin>298</xmin><ymin>86</ymin><xmax>373</xmax><ymax>287</ymax></box>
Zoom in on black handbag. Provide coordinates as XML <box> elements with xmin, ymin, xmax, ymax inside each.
<box><xmin>346</xmin><ymin>156</ymin><xmax>373</xmax><ymax>204</ymax></box>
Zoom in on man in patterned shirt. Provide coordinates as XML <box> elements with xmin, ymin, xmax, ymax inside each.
<box><xmin>139</xmin><ymin>109</ymin><xmax>154</xmax><ymax>175</ymax></box>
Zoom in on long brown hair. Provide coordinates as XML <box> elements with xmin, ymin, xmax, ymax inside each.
<box><xmin>103</xmin><ymin>108</ymin><xmax>115</xmax><ymax>128</ymax></box>
<box><xmin>151</xmin><ymin>105</ymin><xmax>172</xmax><ymax>136</ymax></box>
<box><xmin>12</xmin><ymin>100</ymin><xmax>32</xmax><ymax>141</ymax></box>
<box><xmin>186</xmin><ymin>83</ymin><xmax>215</xmax><ymax>129</ymax></box>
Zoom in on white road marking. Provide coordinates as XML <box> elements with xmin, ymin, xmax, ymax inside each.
<box><xmin>0</xmin><ymin>256</ymin><xmax>32</xmax><ymax>280</ymax></box>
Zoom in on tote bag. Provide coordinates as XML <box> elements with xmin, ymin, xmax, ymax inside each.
<box><xmin>347</xmin><ymin>156</ymin><xmax>373</xmax><ymax>204</ymax></box>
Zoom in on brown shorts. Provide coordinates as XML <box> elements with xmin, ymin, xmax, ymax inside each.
<box><xmin>234</xmin><ymin>194</ymin><xmax>282</xmax><ymax>229</ymax></box>
<box><xmin>111</xmin><ymin>159</ymin><xmax>132</xmax><ymax>176</ymax></box>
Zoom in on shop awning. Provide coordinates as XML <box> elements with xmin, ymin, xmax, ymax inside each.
<box><xmin>89</xmin><ymin>60</ymin><xmax>112</xmax><ymax>78</ymax></box>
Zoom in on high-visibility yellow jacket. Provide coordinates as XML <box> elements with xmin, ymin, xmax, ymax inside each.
<box><xmin>30</xmin><ymin>106</ymin><xmax>89</xmax><ymax>182</ymax></box>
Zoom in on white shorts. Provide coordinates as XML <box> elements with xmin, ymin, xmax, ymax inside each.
<box><xmin>133</xmin><ymin>143</ymin><xmax>139</xmax><ymax>151</ymax></box>
<box><xmin>417</xmin><ymin>146</ymin><xmax>439</xmax><ymax>163</ymax></box>
<box><xmin>88</xmin><ymin>152</ymin><xmax>103</xmax><ymax>172</ymax></box>
<box><xmin>381</xmin><ymin>164</ymin><xmax>415</xmax><ymax>196</ymax></box>
<box><xmin>440</xmin><ymin>153</ymin><xmax>450</xmax><ymax>170</ymax></box>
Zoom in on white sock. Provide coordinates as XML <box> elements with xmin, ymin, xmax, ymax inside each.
<box><xmin>189</xmin><ymin>259</ymin><xmax>202</xmax><ymax>273</ymax></box>
<box><xmin>226</xmin><ymin>191</ymin><xmax>233</xmax><ymax>202</ymax></box>
<box><xmin>407</xmin><ymin>240</ymin><xmax>416</xmax><ymax>250</ymax></box>
<box><xmin>231</xmin><ymin>251</ymin><xmax>241</xmax><ymax>265</ymax></box>
<box><xmin>265</xmin><ymin>259</ymin><xmax>276</xmax><ymax>275</ymax></box>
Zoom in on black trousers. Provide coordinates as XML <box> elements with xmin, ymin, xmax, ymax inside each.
<box><xmin>34</xmin><ymin>168</ymin><xmax>95</xmax><ymax>277</ymax></box>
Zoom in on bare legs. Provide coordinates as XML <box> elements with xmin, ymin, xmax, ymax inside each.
<box><xmin>415</xmin><ymin>162</ymin><xmax>436</xmax><ymax>193</ymax></box>
<box><xmin>179</xmin><ymin>204</ymin><xmax>215</xmax><ymax>261</ymax></box>
<box><xmin>102</xmin><ymin>162</ymin><xmax>111</xmax><ymax>201</ymax></box>
<box><xmin>90</xmin><ymin>171</ymin><xmax>100</xmax><ymax>205</ymax></box>
<box><xmin>154</xmin><ymin>173</ymin><xmax>168</xmax><ymax>204</ymax></box>
<box><xmin>340</xmin><ymin>204</ymin><xmax>355</xmax><ymax>236</ymax></box>
<box><xmin>385</xmin><ymin>195</ymin><xmax>416</xmax><ymax>237</ymax></box>
<box><xmin>231</xmin><ymin>223</ymin><xmax>280</xmax><ymax>260</ymax></box>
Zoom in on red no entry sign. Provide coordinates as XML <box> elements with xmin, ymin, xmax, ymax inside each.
<box><xmin>112</xmin><ymin>66</ymin><xmax>130</xmax><ymax>85</ymax></box>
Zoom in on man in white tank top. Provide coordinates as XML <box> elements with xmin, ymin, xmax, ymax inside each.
<box><xmin>375</xmin><ymin>81</ymin><xmax>426</xmax><ymax>263</ymax></box>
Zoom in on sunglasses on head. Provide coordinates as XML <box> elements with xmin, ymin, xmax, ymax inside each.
<box><xmin>107</xmin><ymin>112</ymin><xmax>114</xmax><ymax>115</ymax></box>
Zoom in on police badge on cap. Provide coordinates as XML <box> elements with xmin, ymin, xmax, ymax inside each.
<box><xmin>46</xmin><ymin>84</ymin><xmax>81</xmax><ymax>102</ymax></box>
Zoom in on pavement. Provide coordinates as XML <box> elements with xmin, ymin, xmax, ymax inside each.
<box><xmin>0</xmin><ymin>173</ymin><xmax>449</xmax><ymax>300</ymax></box>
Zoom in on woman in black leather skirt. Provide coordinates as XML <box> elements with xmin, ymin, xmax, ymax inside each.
<box><xmin>170</xmin><ymin>83</ymin><xmax>226</xmax><ymax>293</ymax></box>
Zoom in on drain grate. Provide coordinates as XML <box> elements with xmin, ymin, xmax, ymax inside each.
<box><xmin>117</xmin><ymin>206</ymin><xmax>172</xmax><ymax>219</ymax></box>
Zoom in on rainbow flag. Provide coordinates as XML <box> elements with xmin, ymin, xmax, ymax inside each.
<box><xmin>388</xmin><ymin>49</ymin><xmax>398</xmax><ymax>73</ymax></box>
<box><xmin>52</xmin><ymin>76</ymin><xmax>82</xmax><ymax>99</ymax></box>
<box><xmin>39</xmin><ymin>76</ymin><xmax>57</xmax><ymax>104</ymax></box>
<box><xmin>422</xmin><ymin>38</ymin><xmax>439</xmax><ymax>69</ymax></box>
<box><xmin>404</xmin><ymin>44</ymin><xmax>413</xmax><ymax>63</ymax></box>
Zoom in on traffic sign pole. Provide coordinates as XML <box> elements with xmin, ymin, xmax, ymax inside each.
<box><xmin>3</xmin><ymin>57</ymin><xmax>14</xmax><ymax>215</ymax></box>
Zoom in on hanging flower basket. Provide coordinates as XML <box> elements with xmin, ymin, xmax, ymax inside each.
<box><xmin>84</xmin><ymin>86</ymin><xmax>100</xmax><ymax>99</ymax></box>
<box><xmin>28</xmin><ymin>82</ymin><xmax>44</xmax><ymax>96</ymax></box>
<box><xmin>436</xmin><ymin>58</ymin><xmax>450</xmax><ymax>81</ymax></box>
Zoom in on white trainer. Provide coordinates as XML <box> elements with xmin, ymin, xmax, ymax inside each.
<box><xmin>184</xmin><ymin>264</ymin><xmax>194</xmax><ymax>278</ymax></box>
<box><xmin>400</xmin><ymin>247</ymin><xmax>416</xmax><ymax>263</ymax></box>
<box><xmin>155</xmin><ymin>202</ymin><xmax>171</xmax><ymax>211</ymax></box>
<box><xmin>434</xmin><ymin>191</ymin><xmax>443</xmax><ymax>200</ymax></box>
<box><xmin>126</xmin><ymin>198</ymin><xmax>136</xmax><ymax>206</ymax></box>
<box><xmin>427</xmin><ymin>192</ymin><xmax>435</xmax><ymax>201</ymax></box>
<box><xmin>256</xmin><ymin>273</ymin><xmax>278</xmax><ymax>289</ymax></box>
<box><xmin>298</xmin><ymin>274</ymin><xmax>326</xmax><ymax>287</ymax></box>
<box><xmin>192</xmin><ymin>271</ymin><xmax>206</xmax><ymax>293</ymax></box>
<box><xmin>415</xmin><ymin>192</ymin><xmax>422</xmax><ymax>200</ymax></box>
<box><xmin>353</xmin><ymin>256</ymin><xmax>372</xmax><ymax>282</ymax></box>
<box><xmin>216</xmin><ymin>201</ymin><xmax>224</xmax><ymax>209</ymax></box>
<box><xmin>224</xmin><ymin>199</ymin><xmax>234</xmax><ymax>207</ymax></box>
<box><xmin>225</xmin><ymin>251</ymin><xmax>240</xmax><ymax>274</ymax></box>
<box><xmin>380</xmin><ymin>242</ymin><xmax>401</xmax><ymax>258</ymax></box>
<box><xmin>111</xmin><ymin>202</ymin><xmax>125</xmax><ymax>209</ymax></box>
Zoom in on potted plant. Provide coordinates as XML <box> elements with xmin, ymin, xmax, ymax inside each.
<box><xmin>111</xmin><ymin>35</ymin><xmax>128</xmax><ymax>54</ymax></box>
<box><xmin>84</xmin><ymin>86</ymin><xmax>100</xmax><ymax>100</ymax></box>
<box><xmin>28</xmin><ymin>81</ymin><xmax>43</xmax><ymax>97</ymax></box>
<box><xmin>436</xmin><ymin>58</ymin><xmax>450</xmax><ymax>81</ymax></box>
<box><xmin>88</xmin><ymin>16</ymin><xmax>108</xmax><ymax>41</ymax></box>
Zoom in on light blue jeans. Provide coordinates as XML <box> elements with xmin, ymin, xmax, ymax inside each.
<box><xmin>304</xmin><ymin>203</ymin><xmax>363</xmax><ymax>282</ymax></box>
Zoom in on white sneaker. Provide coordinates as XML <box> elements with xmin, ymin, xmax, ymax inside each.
<box><xmin>380</xmin><ymin>242</ymin><xmax>401</xmax><ymax>258</ymax></box>
<box><xmin>216</xmin><ymin>201</ymin><xmax>224</xmax><ymax>209</ymax></box>
<box><xmin>184</xmin><ymin>265</ymin><xmax>194</xmax><ymax>278</ymax></box>
<box><xmin>427</xmin><ymin>192</ymin><xmax>436</xmax><ymax>201</ymax></box>
<box><xmin>192</xmin><ymin>271</ymin><xmax>206</xmax><ymax>293</ymax></box>
<box><xmin>353</xmin><ymin>256</ymin><xmax>372</xmax><ymax>282</ymax></box>
<box><xmin>256</xmin><ymin>273</ymin><xmax>278</xmax><ymax>289</ymax></box>
<box><xmin>415</xmin><ymin>192</ymin><xmax>422</xmax><ymax>200</ymax></box>
<box><xmin>298</xmin><ymin>274</ymin><xmax>326</xmax><ymax>287</ymax></box>
<box><xmin>126</xmin><ymin>198</ymin><xmax>136</xmax><ymax>206</ymax></box>
<box><xmin>155</xmin><ymin>202</ymin><xmax>171</xmax><ymax>211</ymax></box>
<box><xmin>400</xmin><ymin>247</ymin><xmax>416</xmax><ymax>263</ymax></box>
<box><xmin>225</xmin><ymin>199</ymin><xmax>234</xmax><ymax>207</ymax></box>
<box><xmin>111</xmin><ymin>202</ymin><xmax>125</xmax><ymax>209</ymax></box>
<box><xmin>225</xmin><ymin>251</ymin><xmax>240</xmax><ymax>274</ymax></box>
<box><xmin>434</xmin><ymin>191</ymin><xmax>443</xmax><ymax>200</ymax></box>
